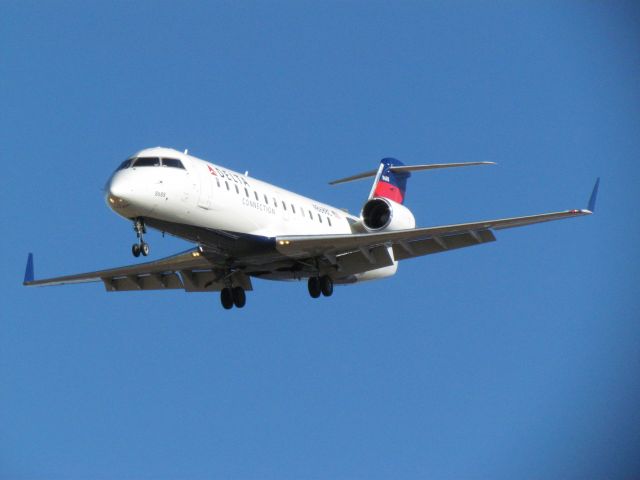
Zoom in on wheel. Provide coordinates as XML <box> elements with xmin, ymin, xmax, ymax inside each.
<box><xmin>132</xmin><ymin>243</ymin><xmax>141</xmax><ymax>257</ymax></box>
<box><xmin>220</xmin><ymin>288</ymin><xmax>234</xmax><ymax>309</ymax></box>
<box><xmin>308</xmin><ymin>276</ymin><xmax>321</xmax><ymax>298</ymax></box>
<box><xmin>141</xmin><ymin>242</ymin><xmax>150</xmax><ymax>256</ymax></box>
<box><xmin>320</xmin><ymin>275</ymin><xmax>333</xmax><ymax>297</ymax></box>
<box><xmin>232</xmin><ymin>287</ymin><xmax>246</xmax><ymax>308</ymax></box>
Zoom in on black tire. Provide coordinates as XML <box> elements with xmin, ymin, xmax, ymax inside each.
<box><xmin>232</xmin><ymin>287</ymin><xmax>246</xmax><ymax>308</ymax></box>
<box><xmin>132</xmin><ymin>243</ymin><xmax>141</xmax><ymax>257</ymax></box>
<box><xmin>320</xmin><ymin>275</ymin><xmax>333</xmax><ymax>297</ymax></box>
<box><xmin>220</xmin><ymin>288</ymin><xmax>234</xmax><ymax>310</ymax></box>
<box><xmin>141</xmin><ymin>242</ymin><xmax>150</xmax><ymax>256</ymax></box>
<box><xmin>308</xmin><ymin>276</ymin><xmax>321</xmax><ymax>298</ymax></box>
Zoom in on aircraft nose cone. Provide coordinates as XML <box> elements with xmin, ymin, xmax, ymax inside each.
<box><xmin>110</xmin><ymin>176</ymin><xmax>127</xmax><ymax>197</ymax></box>
<box><xmin>105</xmin><ymin>174</ymin><xmax>133</xmax><ymax>209</ymax></box>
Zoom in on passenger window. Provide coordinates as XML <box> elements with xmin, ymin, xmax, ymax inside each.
<box><xmin>318</xmin><ymin>214</ymin><xmax>322</xmax><ymax>223</ymax></box>
<box><xmin>327</xmin><ymin>217</ymin><xmax>332</xmax><ymax>227</ymax></box>
<box><xmin>244</xmin><ymin>188</ymin><xmax>249</xmax><ymax>197</ymax></box>
<box><xmin>264</xmin><ymin>194</ymin><xmax>269</xmax><ymax>205</ymax></box>
<box><xmin>133</xmin><ymin>157</ymin><xmax>160</xmax><ymax>167</ymax></box>
<box><xmin>216</xmin><ymin>178</ymin><xmax>220</xmax><ymax>188</ymax></box>
<box><xmin>254</xmin><ymin>191</ymin><xmax>259</xmax><ymax>201</ymax></box>
<box><xmin>225</xmin><ymin>181</ymin><xmax>230</xmax><ymax>190</ymax></box>
<box><xmin>235</xmin><ymin>185</ymin><xmax>239</xmax><ymax>194</ymax></box>
<box><xmin>162</xmin><ymin>158</ymin><xmax>185</xmax><ymax>169</ymax></box>
<box><xmin>282</xmin><ymin>202</ymin><xmax>287</xmax><ymax>211</ymax></box>
<box><xmin>291</xmin><ymin>204</ymin><xmax>296</xmax><ymax>214</ymax></box>
<box><xmin>308</xmin><ymin>210</ymin><xmax>313</xmax><ymax>220</ymax></box>
<box><xmin>116</xmin><ymin>159</ymin><xmax>133</xmax><ymax>171</ymax></box>
<box><xmin>273</xmin><ymin>198</ymin><xmax>278</xmax><ymax>207</ymax></box>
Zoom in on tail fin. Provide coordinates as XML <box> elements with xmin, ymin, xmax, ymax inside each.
<box><xmin>329</xmin><ymin>158</ymin><xmax>495</xmax><ymax>205</ymax></box>
<box><xmin>370</xmin><ymin>158</ymin><xmax>410</xmax><ymax>204</ymax></box>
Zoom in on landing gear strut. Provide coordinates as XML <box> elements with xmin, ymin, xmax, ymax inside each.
<box><xmin>131</xmin><ymin>217</ymin><xmax>149</xmax><ymax>257</ymax></box>
<box><xmin>220</xmin><ymin>286</ymin><xmax>246</xmax><ymax>309</ymax></box>
<box><xmin>308</xmin><ymin>275</ymin><xmax>333</xmax><ymax>298</ymax></box>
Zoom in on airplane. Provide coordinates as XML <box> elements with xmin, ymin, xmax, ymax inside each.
<box><xmin>23</xmin><ymin>147</ymin><xmax>599</xmax><ymax>310</ymax></box>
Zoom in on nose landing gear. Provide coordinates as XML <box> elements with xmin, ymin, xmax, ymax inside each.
<box><xmin>131</xmin><ymin>218</ymin><xmax>150</xmax><ymax>257</ymax></box>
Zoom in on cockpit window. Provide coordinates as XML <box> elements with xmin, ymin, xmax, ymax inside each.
<box><xmin>133</xmin><ymin>157</ymin><xmax>160</xmax><ymax>167</ymax></box>
<box><xmin>116</xmin><ymin>159</ymin><xmax>133</xmax><ymax>171</ymax></box>
<box><xmin>162</xmin><ymin>158</ymin><xmax>185</xmax><ymax>169</ymax></box>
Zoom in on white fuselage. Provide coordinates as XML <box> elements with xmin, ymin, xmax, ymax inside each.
<box><xmin>106</xmin><ymin>147</ymin><xmax>355</xmax><ymax>239</ymax></box>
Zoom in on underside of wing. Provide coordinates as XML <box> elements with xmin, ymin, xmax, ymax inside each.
<box><xmin>274</xmin><ymin>208</ymin><xmax>592</xmax><ymax>264</ymax></box>
<box><xmin>23</xmin><ymin>249</ymin><xmax>253</xmax><ymax>292</ymax></box>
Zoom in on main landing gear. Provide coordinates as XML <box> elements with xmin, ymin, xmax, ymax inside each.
<box><xmin>131</xmin><ymin>217</ymin><xmax>150</xmax><ymax>257</ymax></box>
<box><xmin>220</xmin><ymin>286</ymin><xmax>246</xmax><ymax>310</ymax></box>
<box><xmin>308</xmin><ymin>275</ymin><xmax>333</xmax><ymax>299</ymax></box>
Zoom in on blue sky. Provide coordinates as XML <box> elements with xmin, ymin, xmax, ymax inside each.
<box><xmin>1</xmin><ymin>1</ymin><xmax>639</xmax><ymax>478</ymax></box>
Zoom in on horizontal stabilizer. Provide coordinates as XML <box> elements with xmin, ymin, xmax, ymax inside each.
<box><xmin>388</xmin><ymin>161</ymin><xmax>496</xmax><ymax>174</ymax></box>
<box><xmin>329</xmin><ymin>161</ymin><xmax>495</xmax><ymax>185</ymax></box>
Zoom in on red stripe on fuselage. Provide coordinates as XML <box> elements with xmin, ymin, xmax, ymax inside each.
<box><xmin>374</xmin><ymin>181</ymin><xmax>404</xmax><ymax>204</ymax></box>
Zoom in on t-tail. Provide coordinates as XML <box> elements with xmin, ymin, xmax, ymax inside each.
<box><xmin>370</xmin><ymin>158</ymin><xmax>410</xmax><ymax>204</ymax></box>
<box><xmin>330</xmin><ymin>158</ymin><xmax>496</xmax><ymax>205</ymax></box>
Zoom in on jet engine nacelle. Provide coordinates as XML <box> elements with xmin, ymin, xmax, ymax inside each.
<box><xmin>360</xmin><ymin>197</ymin><xmax>416</xmax><ymax>232</ymax></box>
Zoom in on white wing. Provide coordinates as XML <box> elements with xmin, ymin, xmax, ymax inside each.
<box><xmin>23</xmin><ymin>249</ymin><xmax>252</xmax><ymax>292</ymax></box>
<box><xmin>275</xmin><ymin>209</ymin><xmax>592</xmax><ymax>261</ymax></box>
<box><xmin>276</xmin><ymin>178</ymin><xmax>599</xmax><ymax>262</ymax></box>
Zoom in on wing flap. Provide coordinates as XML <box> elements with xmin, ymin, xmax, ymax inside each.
<box><xmin>393</xmin><ymin>229</ymin><xmax>496</xmax><ymax>261</ymax></box>
<box><xmin>335</xmin><ymin>245</ymin><xmax>395</xmax><ymax>276</ymax></box>
<box><xmin>101</xmin><ymin>272</ymin><xmax>185</xmax><ymax>292</ymax></box>
<box><xmin>179</xmin><ymin>269</ymin><xmax>252</xmax><ymax>292</ymax></box>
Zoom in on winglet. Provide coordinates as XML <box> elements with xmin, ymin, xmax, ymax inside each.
<box><xmin>23</xmin><ymin>253</ymin><xmax>34</xmax><ymax>285</ymax></box>
<box><xmin>587</xmin><ymin>178</ymin><xmax>600</xmax><ymax>213</ymax></box>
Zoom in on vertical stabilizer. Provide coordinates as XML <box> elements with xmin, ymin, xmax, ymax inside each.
<box><xmin>370</xmin><ymin>158</ymin><xmax>411</xmax><ymax>204</ymax></box>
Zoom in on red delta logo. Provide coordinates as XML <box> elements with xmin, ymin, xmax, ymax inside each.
<box><xmin>207</xmin><ymin>164</ymin><xmax>251</xmax><ymax>187</ymax></box>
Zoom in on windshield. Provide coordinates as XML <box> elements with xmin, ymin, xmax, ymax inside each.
<box><xmin>133</xmin><ymin>157</ymin><xmax>160</xmax><ymax>167</ymax></box>
<box><xmin>116</xmin><ymin>156</ymin><xmax>186</xmax><ymax>171</ymax></box>
<box><xmin>162</xmin><ymin>158</ymin><xmax>185</xmax><ymax>169</ymax></box>
<box><xmin>116</xmin><ymin>158</ymin><xmax>133</xmax><ymax>171</ymax></box>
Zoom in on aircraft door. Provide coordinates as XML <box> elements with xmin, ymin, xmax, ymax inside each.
<box><xmin>198</xmin><ymin>164</ymin><xmax>214</xmax><ymax>209</ymax></box>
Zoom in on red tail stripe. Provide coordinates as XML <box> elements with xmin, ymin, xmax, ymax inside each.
<box><xmin>374</xmin><ymin>181</ymin><xmax>404</xmax><ymax>204</ymax></box>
